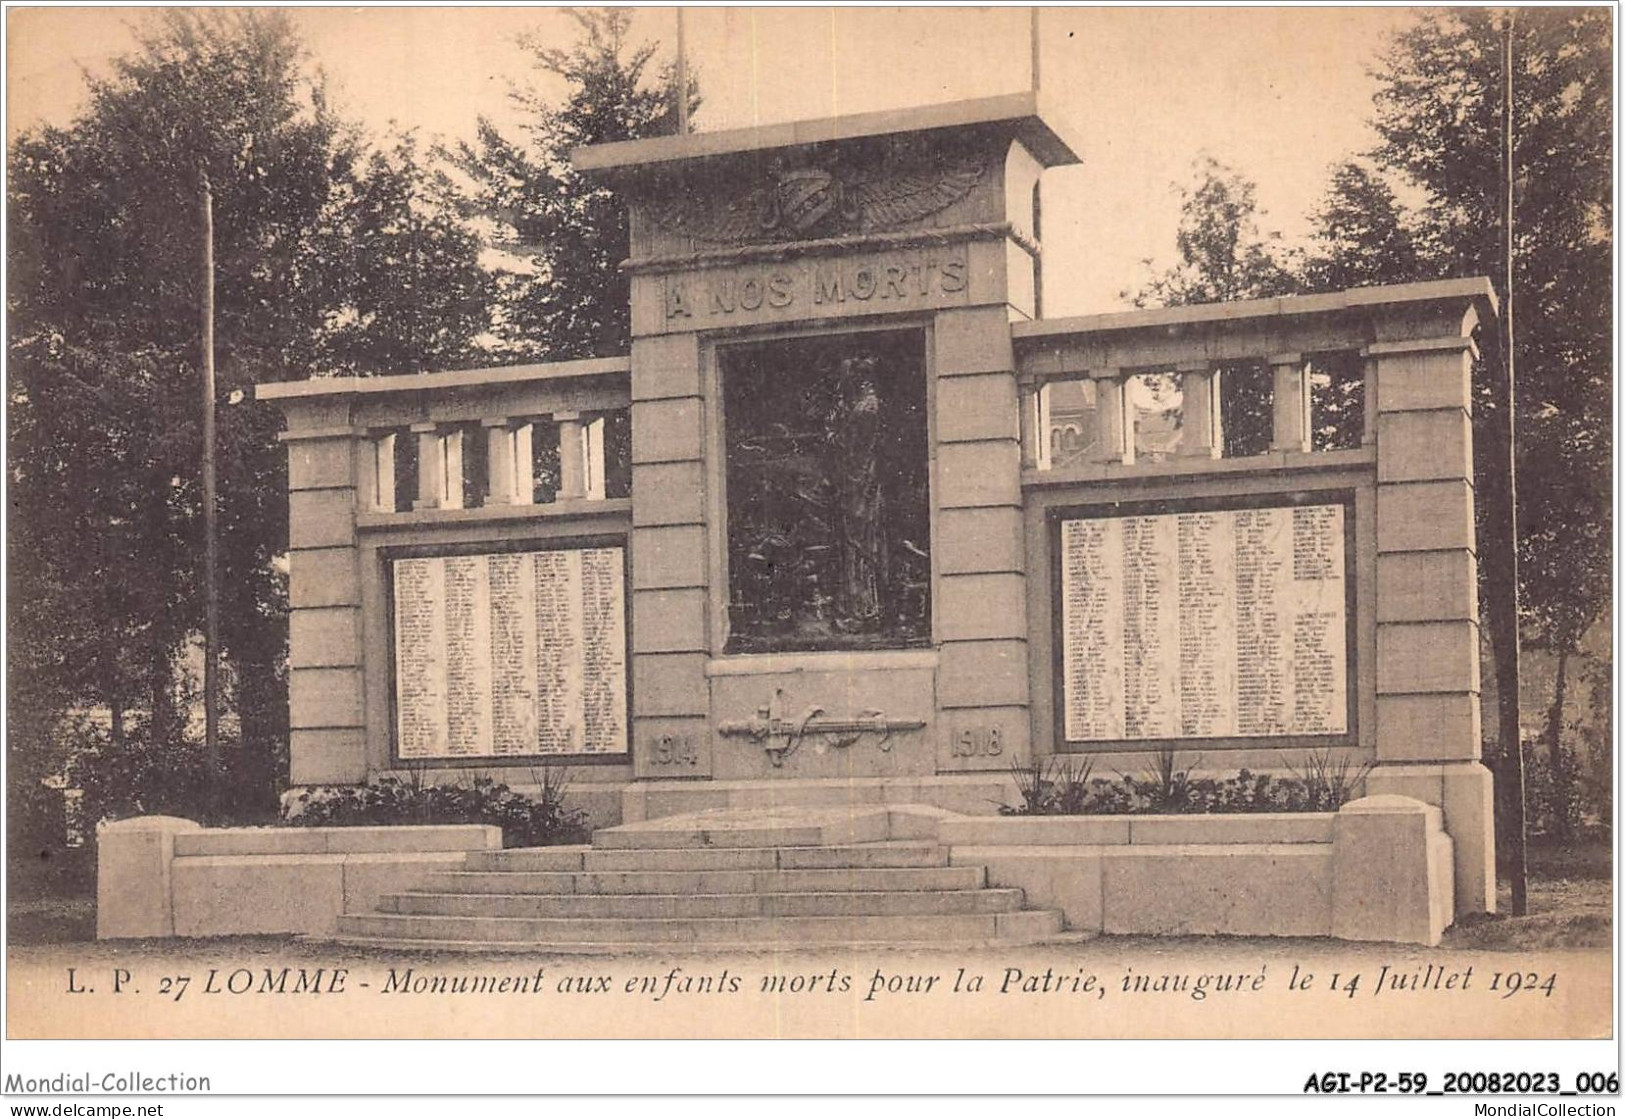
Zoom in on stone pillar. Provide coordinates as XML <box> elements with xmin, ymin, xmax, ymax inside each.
<box><xmin>1367</xmin><ymin>330</ymin><xmax>1494</xmax><ymax>916</ymax></box>
<box><xmin>628</xmin><ymin>332</ymin><xmax>712</xmax><ymax>780</ymax></box>
<box><xmin>1018</xmin><ymin>376</ymin><xmax>1047</xmax><ymax>470</ymax></box>
<box><xmin>1270</xmin><ymin>353</ymin><xmax>1311</xmax><ymax>453</ymax></box>
<box><xmin>481</xmin><ymin>418</ymin><xmax>515</xmax><ymax>506</ymax></box>
<box><xmin>584</xmin><ymin>416</ymin><xmax>607</xmax><ymax>500</ymax></box>
<box><xmin>933</xmin><ymin>305</ymin><xmax>1031</xmax><ymax>772</ymax></box>
<box><xmin>369</xmin><ymin>431</ymin><xmax>396</xmax><ymax>512</ymax></box>
<box><xmin>283</xmin><ymin>399</ymin><xmax>367</xmax><ymax>785</ymax></box>
<box><xmin>440</xmin><ymin>427</ymin><xmax>465</xmax><ymax>510</ymax></box>
<box><xmin>484</xmin><ymin>419</ymin><xmax>538</xmax><ymax>506</ymax></box>
<box><xmin>555</xmin><ymin>411</ymin><xmax>587</xmax><ymax>501</ymax></box>
<box><xmin>411</xmin><ymin>422</ymin><xmax>442</xmax><ymax>511</ymax></box>
<box><xmin>1178</xmin><ymin>365</ymin><xmax>1218</xmax><ymax>459</ymax></box>
<box><xmin>1092</xmin><ymin>370</ymin><xmax>1128</xmax><ymax>465</ymax></box>
<box><xmin>514</xmin><ymin>422</ymin><xmax>534</xmax><ymax>503</ymax></box>
<box><xmin>1362</xmin><ymin>353</ymin><xmax>1379</xmax><ymax>446</ymax></box>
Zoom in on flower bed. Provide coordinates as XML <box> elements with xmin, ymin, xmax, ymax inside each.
<box><xmin>282</xmin><ymin>773</ymin><xmax>588</xmax><ymax>848</ymax></box>
<box><xmin>1002</xmin><ymin>751</ymin><xmax>1372</xmax><ymax>816</ymax></box>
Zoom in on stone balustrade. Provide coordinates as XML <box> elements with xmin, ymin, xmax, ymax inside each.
<box><xmin>257</xmin><ymin>357</ymin><xmax>632</xmax><ymax>788</ymax></box>
<box><xmin>1014</xmin><ymin>277</ymin><xmax>1500</xmax><ymax>918</ymax></box>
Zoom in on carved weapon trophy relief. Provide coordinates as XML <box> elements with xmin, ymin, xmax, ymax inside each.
<box><xmin>644</xmin><ymin>152</ymin><xmax>987</xmax><ymax>244</ymax></box>
<box><xmin>718</xmin><ymin>688</ymin><xmax>926</xmax><ymax>768</ymax></box>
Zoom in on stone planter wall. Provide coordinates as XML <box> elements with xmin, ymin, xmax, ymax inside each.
<box><xmin>940</xmin><ymin>795</ymin><xmax>1454</xmax><ymax>945</ymax></box>
<box><xmin>96</xmin><ymin>818</ymin><xmax>501</xmax><ymax>939</ymax></box>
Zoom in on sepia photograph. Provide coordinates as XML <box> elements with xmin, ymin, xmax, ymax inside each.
<box><xmin>3</xmin><ymin>1</ymin><xmax>1616</xmax><ymax>1102</ymax></box>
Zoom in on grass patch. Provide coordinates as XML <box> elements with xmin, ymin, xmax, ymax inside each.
<box><xmin>8</xmin><ymin>897</ymin><xmax>96</xmax><ymax>945</ymax></box>
<box><xmin>1444</xmin><ymin>838</ymin><xmax>1613</xmax><ymax>951</ymax></box>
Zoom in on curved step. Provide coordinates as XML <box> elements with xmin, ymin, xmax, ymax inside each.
<box><xmin>328</xmin><ymin>929</ymin><xmax>1082</xmax><ymax>954</ymax></box>
<box><xmin>591</xmin><ymin>807</ymin><xmax>892</xmax><ymax>850</ymax></box>
<box><xmin>335</xmin><ymin>909</ymin><xmax>1063</xmax><ymax>945</ymax></box>
<box><xmin>463</xmin><ymin>842</ymin><xmax>951</xmax><ymax>873</ymax></box>
<box><xmin>380</xmin><ymin>887</ymin><xmax>1025</xmax><ymax>919</ymax></box>
<box><xmin>421</xmin><ymin>865</ymin><xmax>986</xmax><ymax>896</ymax></box>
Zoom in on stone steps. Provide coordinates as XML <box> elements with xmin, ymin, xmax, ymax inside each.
<box><xmin>334</xmin><ymin>908</ymin><xmax>1062</xmax><ymax>945</ymax></box>
<box><xmin>591</xmin><ymin>809</ymin><xmax>893</xmax><ymax>850</ymax></box>
<box><xmin>379</xmin><ymin>887</ymin><xmax>1025</xmax><ymax>919</ymax></box>
<box><xmin>463</xmin><ymin>841</ymin><xmax>950</xmax><ymax>873</ymax></box>
<box><xmin>418</xmin><ymin>864</ymin><xmax>988</xmax><ymax>896</ymax></box>
<box><xmin>327</xmin><ymin>806</ymin><xmax>1067</xmax><ymax>950</ymax></box>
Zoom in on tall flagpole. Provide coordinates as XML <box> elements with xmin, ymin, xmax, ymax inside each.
<box><xmin>200</xmin><ymin>171</ymin><xmax>221</xmax><ymax>796</ymax></box>
<box><xmin>1030</xmin><ymin>7</ymin><xmax>1041</xmax><ymax>93</ymax></box>
<box><xmin>1499</xmin><ymin>8</ymin><xmax>1528</xmax><ymax>917</ymax></box>
<box><xmin>675</xmin><ymin>8</ymin><xmax>689</xmax><ymax>134</ymax></box>
<box><xmin>1030</xmin><ymin>8</ymin><xmax>1044</xmax><ymax>318</ymax></box>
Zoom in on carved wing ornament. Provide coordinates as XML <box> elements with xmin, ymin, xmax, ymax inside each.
<box><xmin>644</xmin><ymin>155</ymin><xmax>986</xmax><ymax>244</ymax></box>
<box><xmin>644</xmin><ymin>184</ymin><xmax>777</xmax><ymax>244</ymax></box>
<box><xmin>849</xmin><ymin>163</ymin><xmax>985</xmax><ymax>228</ymax></box>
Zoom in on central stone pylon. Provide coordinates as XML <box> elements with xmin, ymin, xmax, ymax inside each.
<box><xmin>575</xmin><ymin>93</ymin><xmax>1081</xmax><ymax>788</ymax></box>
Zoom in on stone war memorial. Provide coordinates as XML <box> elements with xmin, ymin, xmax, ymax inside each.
<box><xmin>102</xmin><ymin>92</ymin><xmax>1498</xmax><ymax>950</ymax></box>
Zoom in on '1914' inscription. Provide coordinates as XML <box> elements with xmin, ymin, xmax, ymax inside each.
<box><xmin>665</xmin><ymin>253</ymin><xmax>968</xmax><ymax>321</ymax></box>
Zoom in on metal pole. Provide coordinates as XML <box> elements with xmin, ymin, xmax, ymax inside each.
<box><xmin>200</xmin><ymin>173</ymin><xmax>221</xmax><ymax>793</ymax></box>
<box><xmin>675</xmin><ymin>8</ymin><xmax>689</xmax><ymax>135</ymax></box>
<box><xmin>1031</xmin><ymin>7</ymin><xmax>1041</xmax><ymax>93</ymax></box>
<box><xmin>1499</xmin><ymin>9</ymin><xmax>1529</xmax><ymax>916</ymax></box>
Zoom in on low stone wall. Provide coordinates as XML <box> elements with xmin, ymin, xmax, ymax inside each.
<box><xmin>942</xmin><ymin>795</ymin><xmax>1455</xmax><ymax>946</ymax></box>
<box><xmin>96</xmin><ymin>795</ymin><xmax>1454</xmax><ymax>946</ymax></box>
<box><xmin>96</xmin><ymin>818</ymin><xmax>500</xmax><ymax>939</ymax></box>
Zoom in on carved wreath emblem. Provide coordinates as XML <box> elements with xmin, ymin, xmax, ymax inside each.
<box><xmin>645</xmin><ymin>155</ymin><xmax>986</xmax><ymax>244</ymax></box>
<box><xmin>717</xmin><ymin>687</ymin><xmax>926</xmax><ymax>767</ymax></box>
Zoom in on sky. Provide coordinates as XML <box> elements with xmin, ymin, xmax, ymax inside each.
<box><xmin>6</xmin><ymin>5</ymin><xmax>1415</xmax><ymax>313</ymax></box>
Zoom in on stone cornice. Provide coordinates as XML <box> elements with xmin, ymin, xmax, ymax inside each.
<box><xmin>257</xmin><ymin>356</ymin><xmax>631</xmax><ymax>403</ymax></box>
<box><xmin>624</xmin><ymin>221</ymin><xmax>1038</xmax><ymax>275</ymax></box>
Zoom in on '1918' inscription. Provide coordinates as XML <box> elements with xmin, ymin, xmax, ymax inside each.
<box><xmin>665</xmin><ymin>254</ymin><xmax>968</xmax><ymax>321</ymax></box>
<box><xmin>951</xmin><ymin>726</ymin><xmax>1003</xmax><ymax>758</ymax></box>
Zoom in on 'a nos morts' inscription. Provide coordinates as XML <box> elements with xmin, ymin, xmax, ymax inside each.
<box><xmin>658</xmin><ymin>248</ymin><xmax>971</xmax><ymax>331</ymax></box>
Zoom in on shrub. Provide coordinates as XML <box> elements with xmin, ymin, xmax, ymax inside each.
<box><xmin>69</xmin><ymin>718</ymin><xmax>223</xmax><ymax>829</ymax></box>
<box><xmin>1127</xmin><ymin>745</ymin><xmax>1202</xmax><ymax>812</ymax></box>
<box><xmin>284</xmin><ymin>770</ymin><xmax>588</xmax><ymax>848</ymax></box>
<box><xmin>1289</xmin><ymin>748</ymin><xmax>1375</xmax><ymax>812</ymax></box>
<box><xmin>1486</xmin><ymin>737</ymin><xmax>1605</xmax><ymax>840</ymax></box>
<box><xmin>1007</xmin><ymin>757</ymin><xmax>1095</xmax><ymax>815</ymax></box>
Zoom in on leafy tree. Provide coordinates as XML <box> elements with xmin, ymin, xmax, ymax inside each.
<box><xmin>1123</xmin><ymin>158</ymin><xmax>1303</xmax><ymax>456</ymax></box>
<box><xmin>1312</xmin><ymin>9</ymin><xmax>1611</xmax><ymax>825</ymax></box>
<box><xmin>8</xmin><ymin>10</ymin><xmax>498</xmax><ymax>841</ymax></box>
<box><xmin>453</xmin><ymin>8</ymin><xmax>696</xmax><ymax>360</ymax></box>
<box><xmin>1124</xmin><ymin>156</ymin><xmax>1300</xmax><ymax>308</ymax></box>
<box><xmin>316</xmin><ymin>130</ymin><xmax>494</xmax><ymax>376</ymax></box>
<box><xmin>9</xmin><ymin>11</ymin><xmax>351</xmax><ymax>820</ymax></box>
<box><xmin>1299</xmin><ymin>161</ymin><xmax>1424</xmax><ymax>292</ymax></box>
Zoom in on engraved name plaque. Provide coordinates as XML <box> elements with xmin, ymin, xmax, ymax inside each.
<box><xmin>391</xmin><ymin>545</ymin><xmax>627</xmax><ymax>760</ymax></box>
<box><xmin>1059</xmin><ymin>501</ymin><xmax>1350</xmax><ymax>745</ymax></box>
